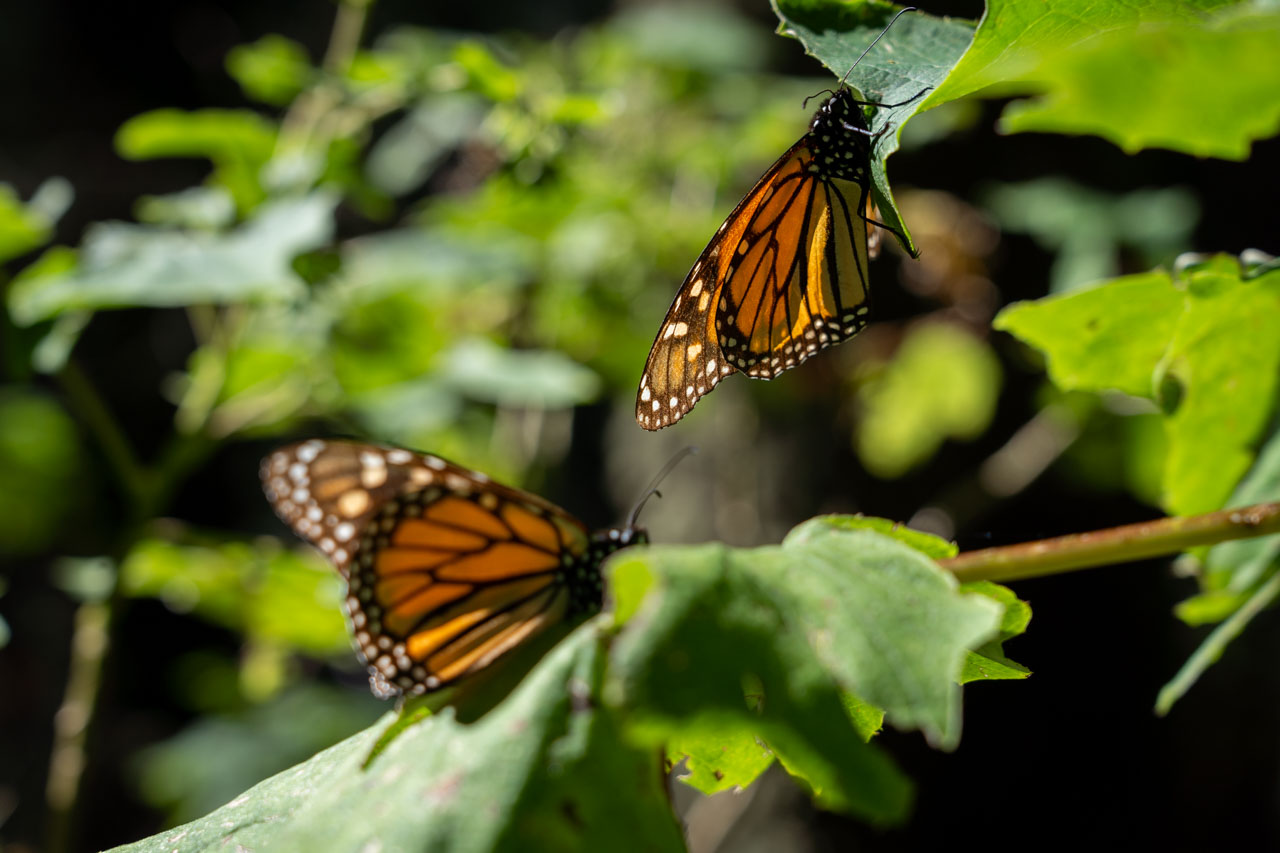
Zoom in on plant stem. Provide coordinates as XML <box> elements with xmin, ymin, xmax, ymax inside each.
<box><xmin>46</xmin><ymin>361</ymin><xmax>218</xmax><ymax>852</ymax></box>
<box><xmin>56</xmin><ymin>360</ymin><xmax>149</xmax><ymax>508</ymax></box>
<box><xmin>278</xmin><ymin>0</ymin><xmax>372</xmax><ymax>153</ymax></box>
<box><xmin>939</xmin><ymin>501</ymin><xmax>1280</xmax><ymax>583</ymax></box>
<box><xmin>45</xmin><ymin>600</ymin><xmax>111</xmax><ymax>853</ymax></box>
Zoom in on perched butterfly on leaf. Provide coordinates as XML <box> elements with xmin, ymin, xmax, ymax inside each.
<box><xmin>262</xmin><ymin>439</ymin><xmax>646</xmax><ymax>699</ymax></box>
<box><xmin>636</xmin><ymin>10</ymin><xmax>925</xmax><ymax>430</ymax></box>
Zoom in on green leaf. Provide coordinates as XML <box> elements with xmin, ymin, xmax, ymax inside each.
<box><xmin>8</xmin><ymin>194</ymin><xmax>335</xmax><ymax>325</ymax></box>
<box><xmin>438</xmin><ymin>338</ymin><xmax>601</xmax><ymax>409</ymax></box>
<box><xmin>366</xmin><ymin>98</ymin><xmax>487</xmax><ymax>197</ymax></box>
<box><xmin>796</xmin><ymin>513</ymin><xmax>958</xmax><ymax>559</ymax></box>
<box><xmin>995</xmin><ymin>260</ymin><xmax>1280</xmax><ymax>515</ymax></box>
<box><xmin>113</xmin><ymin>623</ymin><xmax>683</xmax><ymax>853</ymax></box>
<box><xmin>1158</xmin><ymin>266</ymin><xmax>1280</xmax><ymax>514</ymax></box>
<box><xmin>608</xmin><ymin>541</ymin><xmax>913</xmax><ymax>821</ymax></box>
<box><xmin>225</xmin><ymin>35</ymin><xmax>314</xmax><ymax>106</ymax></box>
<box><xmin>0</xmin><ymin>183</ymin><xmax>55</xmax><ymax>263</ymax></box>
<box><xmin>1157</xmin><ymin>570</ymin><xmax>1280</xmax><ymax>715</ymax></box>
<box><xmin>855</xmin><ymin>322</ymin><xmax>1001</xmax><ymax>478</ymax></box>
<box><xmin>1000</xmin><ymin>8</ymin><xmax>1280</xmax><ymax>160</ymax></box>
<box><xmin>609</xmin><ymin>522</ymin><xmax>1002</xmax><ymax>768</ymax></box>
<box><xmin>1205</xmin><ymin>428</ymin><xmax>1280</xmax><ymax>594</ymax></box>
<box><xmin>115</xmin><ymin>109</ymin><xmax>279</xmax><ymax>210</ymax></box>
<box><xmin>770</xmin><ymin>1</ymin><xmax>977</xmax><ymax>255</ymax></box>
<box><xmin>957</xmin><ymin>582</ymin><xmax>1032</xmax><ymax>683</ymax></box>
<box><xmin>926</xmin><ymin>0</ymin><xmax>1233</xmax><ymax>106</ymax></box>
<box><xmin>667</xmin><ymin>723</ymin><xmax>775</xmax><ymax>795</ymax></box>
<box><xmin>120</xmin><ymin>538</ymin><xmax>350</xmax><ymax>657</ymax></box>
<box><xmin>133</xmin><ymin>685</ymin><xmax>380</xmax><ymax>824</ymax></box>
<box><xmin>994</xmin><ymin>270</ymin><xmax>1183</xmax><ymax>398</ymax></box>
<box><xmin>0</xmin><ymin>388</ymin><xmax>86</xmax><ymax>555</ymax></box>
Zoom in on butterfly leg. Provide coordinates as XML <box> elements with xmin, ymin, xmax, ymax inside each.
<box><xmin>850</xmin><ymin>86</ymin><xmax>932</xmax><ymax>110</ymax></box>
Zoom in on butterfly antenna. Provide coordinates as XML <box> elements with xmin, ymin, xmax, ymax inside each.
<box><xmin>838</xmin><ymin>6</ymin><xmax>917</xmax><ymax>88</ymax></box>
<box><xmin>626</xmin><ymin>446</ymin><xmax>699</xmax><ymax>528</ymax></box>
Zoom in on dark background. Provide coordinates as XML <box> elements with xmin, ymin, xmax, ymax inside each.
<box><xmin>2</xmin><ymin>1</ymin><xmax>1278</xmax><ymax>851</ymax></box>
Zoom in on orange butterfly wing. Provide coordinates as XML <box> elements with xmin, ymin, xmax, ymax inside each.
<box><xmin>714</xmin><ymin>155</ymin><xmax>872</xmax><ymax>380</ymax></box>
<box><xmin>636</xmin><ymin>88</ymin><xmax>882</xmax><ymax>430</ymax></box>
<box><xmin>262</xmin><ymin>439</ymin><xmax>622</xmax><ymax>698</ymax></box>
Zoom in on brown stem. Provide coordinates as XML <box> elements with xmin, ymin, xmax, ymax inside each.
<box><xmin>939</xmin><ymin>501</ymin><xmax>1280</xmax><ymax>583</ymax></box>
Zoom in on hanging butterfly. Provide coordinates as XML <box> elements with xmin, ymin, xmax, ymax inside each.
<box><xmin>261</xmin><ymin>439</ymin><xmax>652</xmax><ymax>699</ymax></box>
<box><xmin>636</xmin><ymin>9</ymin><xmax>925</xmax><ymax>430</ymax></box>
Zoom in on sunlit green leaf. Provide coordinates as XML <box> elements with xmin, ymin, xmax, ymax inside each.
<box><xmin>116</xmin><ymin>109</ymin><xmax>279</xmax><ymax>210</ymax></box>
<box><xmin>926</xmin><ymin>0</ymin><xmax>1233</xmax><ymax>105</ymax></box>
<box><xmin>226</xmin><ymin>35</ymin><xmax>313</xmax><ymax>106</ymax></box>
<box><xmin>799</xmin><ymin>513</ymin><xmax>958</xmax><ymax>559</ymax></box>
<box><xmin>1203</xmin><ymin>429</ymin><xmax>1280</xmax><ymax>594</ymax></box>
<box><xmin>136</xmin><ymin>187</ymin><xmax>237</xmax><ymax>229</ymax></box>
<box><xmin>1159</xmin><ymin>266</ymin><xmax>1280</xmax><ymax>514</ymax></box>
<box><xmin>996</xmin><ymin>261</ymin><xmax>1280</xmax><ymax>515</ymax></box>
<box><xmin>957</xmin><ymin>582</ymin><xmax>1032</xmax><ymax>683</ymax></box>
<box><xmin>0</xmin><ymin>183</ymin><xmax>55</xmax><ymax>264</ymax></box>
<box><xmin>1000</xmin><ymin>7</ymin><xmax>1280</xmax><ymax>160</ymax></box>
<box><xmin>9</xmin><ymin>194</ymin><xmax>335</xmax><ymax>325</ymax></box>
<box><xmin>610</xmin><ymin>519</ymin><xmax>1001</xmax><ymax>764</ymax></box>
<box><xmin>667</xmin><ymin>724</ymin><xmax>775</xmax><ymax>795</ymax></box>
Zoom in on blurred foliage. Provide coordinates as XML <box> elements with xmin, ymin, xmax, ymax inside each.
<box><xmin>133</xmin><ymin>684</ymin><xmax>381</xmax><ymax>825</ymax></box>
<box><xmin>4</xmin><ymin>0</ymin><xmax>1278</xmax><ymax>848</ymax></box>
<box><xmin>120</xmin><ymin>537</ymin><xmax>349</xmax><ymax>660</ymax></box>
<box><xmin>984</xmin><ymin>179</ymin><xmax>1199</xmax><ymax>293</ymax></box>
<box><xmin>854</xmin><ymin>322</ymin><xmax>1001</xmax><ymax>478</ymax></box>
<box><xmin>997</xmin><ymin>256</ymin><xmax>1280</xmax><ymax>517</ymax></box>
<box><xmin>0</xmin><ymin>388</ymin><xmax>85</xmax><ymax>555</ymax></box>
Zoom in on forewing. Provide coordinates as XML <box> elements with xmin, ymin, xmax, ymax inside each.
<box><xmin>636</xmin><ymin>139</ymin><xmax>819</xmax><ymax>430</ymax></box>
<box><xmin>717</xmin><ymin>174</ymin><xmax>872</xmax><ymax>379</ymax></box>
<box><xmin>262</xmin><ymin>438</ymin><xmax>593</xmax><ymax>697</ymax></box>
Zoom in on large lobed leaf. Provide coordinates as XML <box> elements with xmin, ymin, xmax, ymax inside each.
<box><xmin>609</xmin><ymin>518</ymin><xmax>1002</xmax><ymax>767</ymax></box>
<box><xmin>995</xmin><ymin>257</ymin><xmax>1280</xmax><ymax>516</ymax></box>
<box><xmin>111</xmin><ymin>622</ymin><xmax>683</xmax><ymax>853</ymax></box>
<box><xmin>771</xmin><ymin>1</ymin><xmax>977</xmax><ymax>255</ymax></box>
<box><xmin>925</xmin><ymin>0</ymin><xmax>1276</xmax><ymax>159</ymax></box>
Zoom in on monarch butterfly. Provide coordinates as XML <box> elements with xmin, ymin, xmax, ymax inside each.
<box><xmin>636</xmin><ymin>10</ymin><xmax>923</xmax><ymax>431</ymax></box>
<box><xmin>261</xmin><ymin>439</ymin><xmax>647</xmax><ymax>698</ymax></box>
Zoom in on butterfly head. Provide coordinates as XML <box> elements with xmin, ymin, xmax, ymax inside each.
<box><xmin>810</xmin><ymin>87</ymin><xmax>869</xmax><ymax>134</ymax></box>
<box><xmin>592</xmin><ymin>524</ymin><xmax>648</xmax><ymax>551</ymax></box>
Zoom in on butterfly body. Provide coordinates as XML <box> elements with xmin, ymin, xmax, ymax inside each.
<box><xmin>262</xmin><ymin>439</ymin><xmax>643</xmax><ymax>698</ymax></box>
<box><xmin>637</xmin><ymin>87</ymin><xmax>893</xmax><ymax>431</ymax></box>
